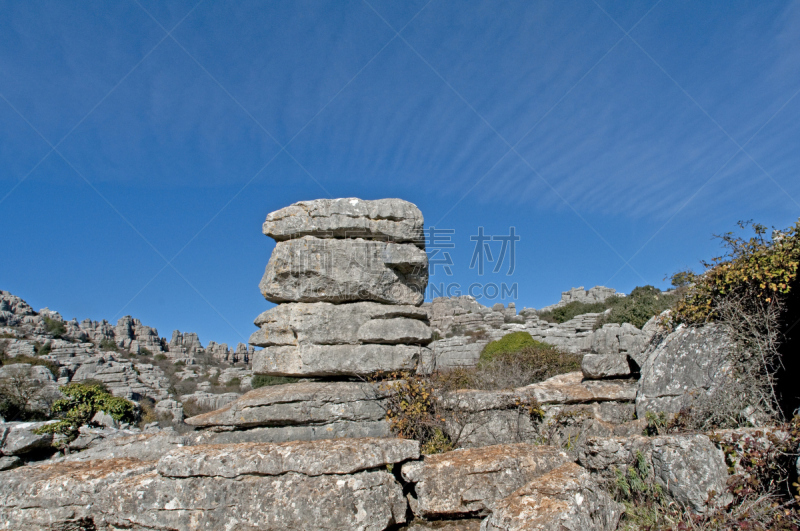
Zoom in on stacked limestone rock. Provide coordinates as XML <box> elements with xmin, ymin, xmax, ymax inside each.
<box><xmin>186</xmin><ymin>198</ymin><xmax>433</xmax><ymax>442</ymax></box>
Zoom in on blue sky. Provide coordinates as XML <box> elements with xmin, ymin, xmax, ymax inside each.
<box><xmin>2</xmin><ymin>0</ymin><xmax>799</xmax><ymax>348</ymax></box>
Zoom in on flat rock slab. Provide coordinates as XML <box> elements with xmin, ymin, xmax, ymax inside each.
<box><xmin>581</xmin><ymin>353</ymin><xmax>632</xmax><ymax>379</ymax></box>
<box><xmin>0</xmin><ymin>457</ymin><xmax>156</xmax><ymax>530</ymax></box>
<box><xmin>196</xmin><ymin>420</ymin><xmax>391</xmax><ymax>444</ymax></box>
<box><xmin>0</xmin><ymin>438</ymin><xmax>419</xmax><ymax>531</ymax></box>
<box><xmin>263</xmin><ymin>197</ymin><xmax>425</xmax><ymax>245</ymax></box>
<box><xmin>260</xmin><ymin>237</ymin><xmax>428</xmax><ymax>305</ymax></box>
<box><xmin>480</xmin><ymin>463</ymin><xmax>622</xmax><ymax>531</ymax></box>
<box><xmin>57</xmin><ymin>432</ymin><xmax>192</xmax><ymax>463</ymax></box>
<box><xmin>158</xmin><ymin>438</ymin><xmax>420</xmax><ymax>478</ymax></box>
<box><xmin>250</xmin><ymin>301</ymin><xmax>430</xmax><ymax>347</ymax></box>
<box><xmin>252</xmin><ymin>343</ymin><xmax>427</xmax><ymax>377</ymax></box>
<box><xmin>99</xmin><ymin>468</ymin><xmax>406</xmax><ymax>531</ymax></box>
<box><xmin>407</xmin><ymin>521</ymin><xmax>482</xmax><ymax>530</ymax></box>
<box><xmin>438</xmin><ymin>372</ymin><xmax>637</xmax><ymax>413</ymax></box>
<box><xmin>185</xmin><ymin>381</ymin><xmax>393</xmax><ymax>428</ymax></box>
<box><xmin>401</xmin><ymin>444</ymin><xmax>570</xmax><ymax>518</ymax></box>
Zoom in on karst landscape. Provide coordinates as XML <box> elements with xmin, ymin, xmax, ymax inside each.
<box><xmin>1</xmin><ymin>197</ymin><xmax>799</xmax><ymax>530</ymax></box>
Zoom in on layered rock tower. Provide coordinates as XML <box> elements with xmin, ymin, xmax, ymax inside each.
<box><xmin>186</xmin><ymin>198</ymin><xmax>433</xmax><ymax>441</ymax></box>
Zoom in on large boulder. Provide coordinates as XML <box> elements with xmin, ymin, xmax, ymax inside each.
<box><xmin>635</xmin><ymin>324</ymin><xmax>732</xmax><ymax>417</ymax></box>
<box><xmin>259</xmin><ymin>237</ymin><xmax>428</xmax><ymax>305</ymax></box>
<box><xmin>252</xmin><ymin>343</ymin><xmax>427</xmax><ymax>377</ymax></box>
<box><xmin>184</xmin><ymin>381</ymin><xmax>391</xmax><ymax>430</ymax></box>
<box><xmin>1</xmin><ymin>438</ymin><xmax>417</xmax><ymax>531</ymax></box>
<box><xmin>578</xmin><ymin>434</ymin><xmax>731</xmax><ymax>513</ymax></box>
<box><xmin>249</xmin><ymin>301</ymin><xmax>430</xmax><ymax>347</ymax></box>
<box><xmin>0</xmin><ymin>421</ymin><xmax>57</xmax><ymax>456</ymax></box>
<box><xmin>401</xmin><ymin>444</ymin><xmax>570</xmax><ymax>518</ymax></box>
<box><xmin>479</xmin><ymin>463</ymin><xmax>622</xmax><ymax>531</ymax></box>
<box><xmin>262</xmin><ymin>197</ymin><xmax>425</xmax><ymax>245</ymax></box>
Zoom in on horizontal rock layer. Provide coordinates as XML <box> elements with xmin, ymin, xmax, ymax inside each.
<box><xmin>402</xmin><ymin>444</ymin><xmax>570</xmax><ymax>518</ymax></box>
<box><xmin>185</xmin><ymin>381</ymin><xmax>392</xmax><ymax>429</ymax></box>
<box><xmin>259</xmin><ymin>237</ymin><xmax>428</xmax><ymax>306</ymax></box>
<box><xmin>262</xmin><ymin>197</ymin><xmax>425</xmax><ymax>246</ymax></box>
<box><xmin>252</xmin><ymin>343</ymin><xmax>428</xmax><ymax>377</ymax></box>
<box><xmin>0</xmin><ymin>438</ymin><xmax>417</xmax><ymax>531</ymax></box>
<box><xmin>249</xmin><ymin>301</ymin><xmax>430</xmax><ymax>347</ymax></box>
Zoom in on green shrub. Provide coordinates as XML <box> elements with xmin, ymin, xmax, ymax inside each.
<box><xmin>251</xmin><ymin>374</ymin><xmax>299</xmax><ymax>389</ymax></box>
<box><xmin>139</xmin><ymin>347</ymin><xmax>152</xmax><ymax>356</ymax></box>
<box><xmin>537</xmin><ymin>300</ymin><xmax>611</xmax><ymax>323</ymax></box>
<box><xmin>597</xmin><ymin>286</ymin><xmax>677</xmax><ymax>329</ymax></box>
<box><xmin>436</xmin><ymin>337</ymin><xmax>581</xmax><ymax>391</ymax></box>
<box><xmin>174</xmin><ymin>360</ymin><xmax>185</xmax><ymax>367</ymax></box>
<box><xmin>34</xmin><ymin>341</ymin><xmax>52</xmax><ymax>356</ymax></box>
<box><xmin>43</xmin><ymin>316</ymin><xmax>67</xmax><ymax>338</ymax></box>
<box><xmin>154</xmin><ymin>354</ymin><xmax>167</xmax><ymax>361</ymax></box>
<box><xmin>36</xmin><ymin>382</ymin><xmax>137</xmax><ymax>443</ymax></box>
<box><xmin>481</xmin><ymin>331</ymin><xmax>540</xmax><ymax>361</ymax></box>
<box><xmin>225</xmin><ymin>377</ymin><xmax>241</xmax><ymax>388</ymax></box>
<box><xmin>98</xmin><ymin>338</ymin><xmax>119</xmax><ymax>352</ymax></box>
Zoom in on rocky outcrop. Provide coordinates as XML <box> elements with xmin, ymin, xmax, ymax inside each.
<box><xmin>0</xmin><ymin>438</ymin><xmax>417</xmax><ymax>531</ymax></box>
<box><xmin>537</xmin><ymin>286</ymin><xmax>620</xmax><ymax>313</ymax></box>
<box><xmin>185</xmin><ymin>198</ymin><xmax>432</xmax><ymax>443</ymax></box>
<box><xmin>578</xmin><ymin>433</ymin><xmax>731</xmax><ymax>512</ymax></box>
<box><xmin>635</xmin><ymin>324</ymin><xmax>732</xmax><ymax>417</ymax></box>
<box><xmin>401</xmin><ymin>444</ymin><xmax>570</xmax><ymax>518</ymax></box>
<box><xmin>479</xmin><ymin>462</ymin><xmax>622</xmax><ymax>531</ymax></box>
<box><xmin>438</xmin><ymin>372</ymin><xmax>639</xmax><ymax>448</ymax></box>
<box><xmin>262</xmin><ymin>197</ymin><xmax>425</xmax><ymax>245</ymax></box>
<box><xmin>260</xmin><ymin>237</ymin><xmax>428</xmax><ymax>305</ymax></box>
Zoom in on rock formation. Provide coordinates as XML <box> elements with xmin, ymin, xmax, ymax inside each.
<box><xmin>0</xmin><ymin>199</ymin><xmax>752</xmax><ymax>529</ymax></box>
<box><xmin>187</xmin><ymin>198</ymin><xmax>432</xmax><ymax>442</ymax></box>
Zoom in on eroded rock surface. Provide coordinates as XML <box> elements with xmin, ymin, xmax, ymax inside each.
<box><xmin>578</xmin><ymin>433</ymin><xmax>731</xmax><ymax>513</ymax></box>
<box><xmin>0</xmin><ymin>438</ymin><xmax>417</xmax><ymax>531</ymax></box>
<box><xmin>185</xmin><ymin>380</ymin><xmax>391</xmax><ymax>430</ymax></box>
<box><xmin>259</xmin><ymin>237</ymin><xmax>428</xmax><ymax>305</ymax></box>
<box><xmin>636</xmin><ymin>324</ymin><xmax>732</xmax><ymax>417</ymax></box>
<box><xmin>479</xmin><ymin>463</ymin><xmax>622</xmax><ymax>531</ymax></box>
<box><xmin>262</xmin><ymin>197</ymin><xmax>425</xmax><ymax>245</ymax></box>
<box><xmin>250</xmin><ymin>301</ymin><xmax>430</xmax><ymax>347</ymax></box>
<box><xmin>401</xmin><ymin>444</ymin><xmax>570</xmax><ymax>518</ymax></box>
<box><xmin>253</xmin><ymin>343</ymin><xmax>428</xmax><ymax>377</ymax></box>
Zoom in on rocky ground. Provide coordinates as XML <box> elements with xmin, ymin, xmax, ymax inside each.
<box><xmin>1</xmin><ymin>197</ymin><xmax>787</xmax><ymax>530</ymax></box>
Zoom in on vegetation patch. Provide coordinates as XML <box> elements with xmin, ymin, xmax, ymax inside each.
<box><xmin>670</xmin><ymin>219</ymin><xmax>800</xmax><ymax>420</ymax></box>
<box><xmin>251</xmin><ymin>374</ymin><xmax>298</xmax><ymax>389</ymax></box>
<box><xmin>434</xmin><ymin>332</ymin><xmax>581</xmax><ymax>392</ymax></box>
<box><xmin>537</xmin><ymin>300</ymin><xmax>611</xmax><ymax>324</ymax></box>
<box><xmin>379</xmin><ymin>372</ymin><xmax>453</xmax><ymax>455</ymax></box>
<box><xmin>36</xmin><ymin>381</ymin><xmax>137</xmax><ymax>443</ymax></box>
<box><xmin>43</xmin><ymin>316</ymin><xmax>67</xmax><ymax>338</ymax></box>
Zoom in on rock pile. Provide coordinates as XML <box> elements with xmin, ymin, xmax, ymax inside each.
<box><xmin>187</xmin><ymin>198</ymin><xmax>433</xmax><ymax>442</ymax></box>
